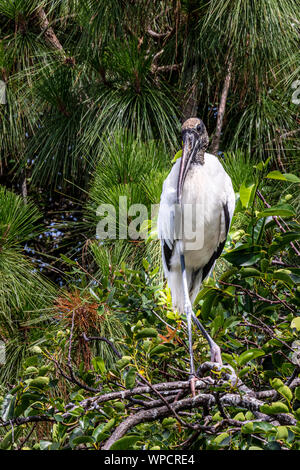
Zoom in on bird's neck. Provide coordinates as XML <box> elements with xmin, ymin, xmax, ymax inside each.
<box><xmin>192</xmin><ymin>149</ymin><xmax>205</xmax><ymax>165</ymax></box>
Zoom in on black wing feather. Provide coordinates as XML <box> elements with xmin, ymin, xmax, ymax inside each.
<box><xmin>163</xmin><ymin>240</ymin><xmax>174</xmax><ymax>271</ymax></box>
<box><xmin>201</xmin><ymin>202</ymin><xmax>230</xmax><ymax>282</ymax></box>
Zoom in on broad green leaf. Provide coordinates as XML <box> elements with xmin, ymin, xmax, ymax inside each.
<box><xmin>125</xmin><ymin>368</ymin><xmax>136</xmax><ymax>389</ymax></box>
<box><xmin>266</xmin><ymin>171</ymin><xmax>300</xmax><ymax>183</ymax></box>
<box><xmin>233</xmin><ymin>412</ymin><xmax>245</xmax><ymax>421</ymax></box>
<box><xmin>276</xmin><ymin>426</ymin><xmax>289</xmax><ymax>440</ymax></box>
<box><xmin>238</xmin><ymin>348</ymin><xmax>264</xmax><ymax>366</ymax></box>
<box><xmin>24</xmin><ymin>366</ymin><xmax>39</xmax><ymax>375</ymax></box>
<box><xmin>40</xmin><ymin>440</ymin><xmax>53</xmax><ymax>450</ymax></box>
<box><xmin>239</xmin><ymin>182</ymin><xmax>255</xmax><ymax>208</ymax></box>
<box><xmin>28</xmin><ymin>376</ymin><xmax>50</xmax><ymax>389</ymax></box>
<box><xmin>291</xmin><ymin>317</ymin><xmax>300</xmax><ymax>331</ymax></box>
<box><xmin>150</xmin><ymin>344</ymin><xmax>174</xmax><ymax>356</ymax></box>
<box><xmin>241</xmin><ymin>422</ymin><xmax>253</xmax><ymax>433</ymax></box>
<box><xmin>135</xmin><ymin>328</ymin><xmax>158</xmax><ymax>339</ymax></box>
<box><xmin>92</xmin><ymin>419</ymin><xmax>115</xmax><ymax>443</ymax></box>
<box><xmin>109</xmin><ymin>435</ymin><xmax>140</xmax><ymax>450</ymax></box>
<box><xmin>116</xmin><ymin>356</ymin><xmax>132</xmax><ymax>369</ymax></box>
<box><xmin>223</xmin><ymin>245</ymin><xmax>263</xmax><ymax>266</ymax></box>
<box><xmin>240</xmin><ymin>267</ymin><xmax>261</xmax><ymax>278</ymax></box>
<box><xmin>277</xmin><ymin>385</ymin><xmax>293</xmax><ymax>403</ymax></box>
<box><xmin>257</xmin><ymin>204</ymin><xmax>295</xmax><ymax>219</ymax></box>
<box><xmin>213</xmin><ymin>432</ymin><xmax>230</xmax><ymax>445</ymax></box>
<box><xmin>72</xmin><ymin>436</ymin><xmax>95</xmax><ymax>446</ymax></box>
<box><xmin>199</xmin><ymin>290</ymin><xmax>218</xmax><ymax>320</ymax></box>
<box><xmin>270</xmin><ymin>378</ymin><xmax>284</xmax><ymax>390</ymax></box>
<box><xmin>260</xmin><ymin>402</ymin><xmax>289</xmax><ymax>415</ymax></box>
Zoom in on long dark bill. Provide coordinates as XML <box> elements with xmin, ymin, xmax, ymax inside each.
<box><xmin>176</xmin><ymin>130</ymin><xmax>198</xmax><ymax>204</ymax></box>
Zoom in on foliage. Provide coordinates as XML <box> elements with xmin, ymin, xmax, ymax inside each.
<box><xmin>1</xmin><ymin>168</ymin><xmax>300</xmax><ymax>450</ymax></box>
<box><xmin>0</xmin><ymin>0</ymin><xmax>299</xmax><ymax>452</ymax></box>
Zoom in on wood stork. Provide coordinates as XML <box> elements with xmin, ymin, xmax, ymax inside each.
<box><xmin>158</xmin><ymin>117</ymin><xmax>235</xmax><ymax>393</ymax></box>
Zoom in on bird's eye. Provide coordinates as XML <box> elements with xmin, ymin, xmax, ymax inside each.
<box><xmin>196</xmin><ymin>124</ymin><xmax>202</xmax><ymax>132</ymax></box>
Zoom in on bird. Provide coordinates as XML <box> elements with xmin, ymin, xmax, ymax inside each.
<box><xmin>157</xmin><ymin>117</ymin><xmax>235</xmax><ymax>393</ymax></box>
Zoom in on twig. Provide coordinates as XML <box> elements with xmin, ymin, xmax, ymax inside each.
<box><xmin>17</xmin><ymin>424</ymin><xmax>36</xmax><ymax>450</ymax></box>
<box><xmin>82</xmin><ymin>333</ymin><xmax>122</xmax><ymax>358</ymax></box>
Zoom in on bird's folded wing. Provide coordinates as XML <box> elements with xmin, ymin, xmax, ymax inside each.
<box><xmin>157</xmin><ymin>159</ymin><xmax>181</xmax><ymax>272</ymax></box>
<box><xmin>201</xmin><ymin>180</ymin><xmax>235</xmax><ymax>281</ymax></box>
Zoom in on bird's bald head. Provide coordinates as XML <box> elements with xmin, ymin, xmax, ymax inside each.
<box><xmin>181</xmin><ymin>118</ymin><xmax>209</xmax><ymax>157</ymax></box>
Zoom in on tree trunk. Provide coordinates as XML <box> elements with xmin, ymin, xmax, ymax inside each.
<box><xmin>210</xmin><ymin>58</ymin><xmax>233</xmax><ymax>155</ymax></box>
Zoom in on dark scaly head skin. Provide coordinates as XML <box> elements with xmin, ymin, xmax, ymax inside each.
<box><xmin>177</xmin><ymin>118</ymin><xmax>209</xmax><ymax>202</ymax></box>
<box><xmin>181</xmin><ymin>118</ymin><xmax>209</xmax><ymax>163</ymax></box>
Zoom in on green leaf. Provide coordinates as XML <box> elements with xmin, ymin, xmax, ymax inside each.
<box><xmin>171</xmin><ymin>149</ymin><xmax>182</xmax><ymax>163</ymax></box>
<box><xmin>93</xmin><ymin>419</ymin><xmax>115</xmax><ymax>442</ymax></box>
<box><xmin>92</xmin><ymin>357</ymin><xmax>106</xmax><ymax>374</ymax></box>
<box><xmin>24</xmin><ymin>366</ymin><xmax>39</xmax><ymax>375</ymax></box>
<box><xmin>223</xmin><ymin>245</ymin><xmax>263</xmax><ymax>266</ymax></box>
<box><xmin>240</xmin><ymin>267</ymin><xmax>261</xmax><ymax>278</ymax></box>
<box><xmin>0</xmin><ymin>428</ymin><xmax>21</xmax><ymax>450</ymax></box>
<box><xmin>278</xmin><ymin>385</ymin><xmax>293</xmax><ymax>403</ymax></box>
<box><xmin>125</xmin><ymin>368</ymin><xmax>136</xmax><ymax>389</ymax></box>
<box><xmin>241</xmin><ymin>422</ymin><xmax>254</xmax><ymax>434</ymax></box>
<box><xmin>266</xmin><ymin>171</ymin><xmax>300</xmax><ymax>183</ymax></box>
<box><xmin>260</xmin><ymin>402</ymin><xmax>289</xmax><ymax>415</ymax></box>
<box><xmin>72</xmin><ymin>436</ymin><xmax>95</xmax><ymax>446</ymax></box>
<box><xmin>150</xmin><ymin>344</ymin><xmax>174</xmax><ymax>356</ymax></box>
<box><xmin>270</xmin><ymin>378</ymin><xmax>284</xmax><ymax>390</ymax></box>
<box><xmin>142</xmin><ymin>258</ymin><xmax>150</xmax><ymax>270</ymax></box>
<box><xmin>109</xmin><ymin>435</ymin><xmax>140</xmax><ymax>450</ymax></box>
<box><xmin>238</xmin><ymin>348</ymin><xmax>264</xmax><ymax>366</ymax></box>
<box><xmin>40</xmin><ymin>440</ymin><xmax>54</xmax><ymax>450</ymax></box>
<box><xmin>276</xmin><ymin>426</ymin><xmax>289</xmax><ymax>440</ymax></box>
<box><xmin>257</xmin><ymin>204</ymin><xmax>295</xmax><ymax>219</ymax></box>
<box><xmin>233</xmin><ymin>412</ymin><xmax>245</xmax><ymax>421</ymax></box>
<box><xmin>135</xmin><ymin>328</ymin><xmax>158</xmax><ymax>339</ymax></box>
<box><xmin>239</xmin><ymin>182</ymin><xmax>255</xmax><ymax>208</ymax></box>
<box><xmin>213</xmin><ymin>432</ymin><xmax>230</xmax><ymax>446</ymax></box>
<box><xmin>28</xmin><ymin>376</ymin><xmax>50</xmax><ymax>389</ymax></box>
<box><xmin>294</xmin><ymin>387</ymin><xmax>300</xmax><ymax>401</ymax></box>
<box><xmin>291</xmin><ymin>317</ymin><xmax>300</xmax><ymax>331</ymax></box>
<box><xmin>116</xmin><ymin>356</ymin><xmax>132</xmax><ymax>369</ymax></box>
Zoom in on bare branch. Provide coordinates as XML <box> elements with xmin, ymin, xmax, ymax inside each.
<box><xmin>82</xmin><ymin>332</ymin><xmax>122</xmax><ymax>358</ymax></box>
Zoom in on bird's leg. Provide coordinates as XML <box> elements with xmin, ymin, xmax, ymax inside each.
<box><xmin>191</xmin><ymin>311</ymin><xmax>237</xmax><ymax>385</ymax></box>
<box><xmin>180</xmin><ymin>254</ymin><xmax>197</xmax><ymax>396</ymax></box>
<box><xmin>191</xmin><ymin>312</ymin><xmax>222</xmax><ymax>365</ymax></box>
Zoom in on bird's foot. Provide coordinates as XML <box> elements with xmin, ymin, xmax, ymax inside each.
<box><xmin>210</xmin><ymin>342</ymin><xmax>222</xmax><ymax>365</ymax></box>
<box><xmin>189</xmin><ymin>375</ymin><xmax>198</xmax><ymax>397</ymax></box>
<box><xmin>209</xmin><ymin>344</ymin><xmax>237</xmax><ymax>385</ymax></box>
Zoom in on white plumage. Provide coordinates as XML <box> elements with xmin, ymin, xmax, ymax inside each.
<box><xmin>158</xmin><ymin>152</ymin><xmax>235</xmax><ymax>313</ymax></box>
<box><xmin>157</xmin><ymin>117</ymin><xmax>235</xmax><ymax>385</ymax></box>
